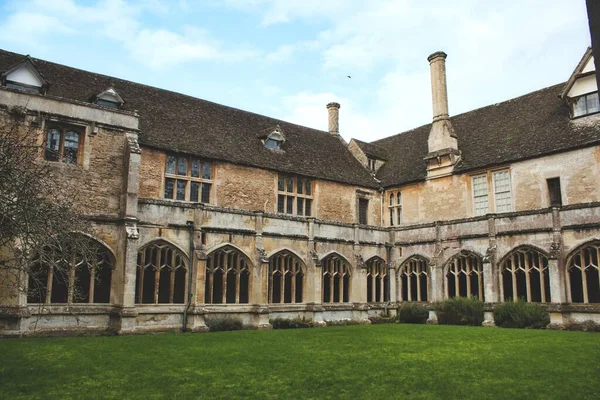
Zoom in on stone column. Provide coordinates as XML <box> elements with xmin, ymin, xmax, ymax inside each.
<box><xmin>117</xmin><ymin>133</ymin><xmax>141</xmax><ymax>334</ymax></box>
<box><xmin>429</xmin><ymin>263</ymin><xmax>444</xmax><ymax>302</ymax></box>
<box><xmin>548</xmin><ymin>258</ymin><xmax>565</xmax><ymax>304</ymax></box>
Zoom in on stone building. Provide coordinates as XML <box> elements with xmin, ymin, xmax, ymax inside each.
<box><xmin>0</xmin><ymin>46</ymin><xmax>598</xmax><ymax>336</ymax></box>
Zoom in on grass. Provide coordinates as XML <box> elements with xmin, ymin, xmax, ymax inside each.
<box><xmin>0</xmin><ymin>324</ymin><xmax>599</xmax><ymax>399</ymax></box>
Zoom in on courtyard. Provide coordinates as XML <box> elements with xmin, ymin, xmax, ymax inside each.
<box><xmin>0</xmin><ymin>324</ymin><xmax>598</xmax><ymax>399</ymax></box>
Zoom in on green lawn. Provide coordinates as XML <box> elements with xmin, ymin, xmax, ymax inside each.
<box><xmin>1</xmin><ymin>325</ymin><xmax>599</xmax><ymax>400</ymax></box>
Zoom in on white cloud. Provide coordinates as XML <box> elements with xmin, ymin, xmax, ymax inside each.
<box><xmin>240</xmin><ymin>0</ymin><xmax>590</xmax><ymax>139</ymax></box>
<box><xmin>0</xmin><ymin>0</ymin><xmax>258</xmax><ymax>69</ymax></box>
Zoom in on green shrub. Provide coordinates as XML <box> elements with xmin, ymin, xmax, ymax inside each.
<box><xmin>270</xmin><ymin>317</ymin><xmax>314</xmax><ymax>329</ymax></box>
<box><xmin>205</xmin><ymin>317</ymin><xmax>244</xmax><ymax>332</ymax></box>
<box><xmin>324</xmin><ymin>319</ymin><xmax>365</xmax><ymax>326</ymax></box>
<box><xmin>397</xmin><ymin>302</ymin><xmax>429</xmax><ymax>324</ymax></box>
<box><xmin>494</xmin><ymin>301</ymin><xmax>549</xmax><ymax>329</ymax></box>
<box><xmin>435</xmin><ymin>297</ymin><xmax>484</xmax><ymax>326</ymax></box>
<box><xmin>368</xmin><ymin>314</ymin><xmax>397</xmax><ymax>324</ymax></box>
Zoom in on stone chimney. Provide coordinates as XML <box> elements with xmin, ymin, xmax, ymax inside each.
<box><xmin>326</xmin><ymin>102</ymin><xmax>340</xmax><ymax>136</ymax></box>
<box><xmin>424</xmin><ymin>51</ymin><xmax>460</xmax><ymax>179</ymax></box>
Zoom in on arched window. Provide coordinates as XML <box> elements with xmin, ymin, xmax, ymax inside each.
<box><xmin>322</xmin><ymin>254</ymin><xmax>351</xmax><ymax>303</ymax></box>
<box><xmin>445</xmin><ymin>252</ymin><xmax>484</xmax><ymax>300</ymax></box>
<box><xmin>398</xmin><ymin>256</ymin><xmax>429</xmax><ymax>302</ymax></box>
<box><xmin>205</xmin><ymin>246</ymin><xmax>251</xmax><ymax>304</ymax></box>
<box><xmin>268</xmin><ymin>251</ymin><xmax>304</xmax><ymax>303</ymax></box>
<box><xmin>366</xmin><ymin>257</ymin><xmax>389</xmax><ymax>302</ymax></box>
<box><xmin>27</xmin><ymin>235</ymin><xmax>114</xmax><ymax>304</ymax></box>
<box><xmin>136</xmin><ymin>241</ymin><xmax>188</xmax><ymax>304</ymax></box>
<box><xmin>567</xmin><ymin>242</ymin><xmax>600</xmax><ymax>304</ymax></box>
<box><xmin>500</xmin><ymin>247</ymin><xmax>550</xmax><ymax>302</ymax></box>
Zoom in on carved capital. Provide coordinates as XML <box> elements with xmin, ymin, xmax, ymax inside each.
<box><xmin>549</xmin><ymin>242</ymin><xmax>561</xmax><ymax>260</ymax></box>
<box><xmin>310</xmin><ymin>250</ymin><xmax>320</xmax><ymax>267</ymax></box>
<box><xmin>483</xmin><ymin>245</ymin><xmax>497</xmax><ymax>262</ymax></box>
<box><xmin>355</xmin><ymin>254</ymin><xmax>366</xmax><ymax>269</ymax></box>
<box><xmin>125</xmin><ymin>222</ymin><xmax>139</xmax><ymax>240</ymax></box>
<box><xmin>256</xmin><ymin>247</ymin><xmax>269</xmax><ymax>263</ymax></box>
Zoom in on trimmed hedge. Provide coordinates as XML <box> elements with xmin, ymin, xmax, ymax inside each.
<box><xmin>368</xmin><ymin>315</ymin><xmax>397</xmax><ymax>324</ymax></box>
<box><xmin>494</xmin><ymin>300</ymin><xmax>549</xmax><ymax>329</ymax></box>
<box><xmin>205</xmin><ymin>317</ymin><xmax>244</xmax><ymax>332</ymax></box>
<box><xmin>397</xmin><ymin>302</ymin><xmax>429</xmax><ymax>324</ymax></box>
<box><xmin>563</xmin><ymin>320</ymin><xmax>600</xmax><ymax>332</ymax></box>
<box><xmin>435</xmin><ymin>297</ymin><xmax>484</xmax><ymax>326</ymax></box>
<box><xmin>270</xmin><ymin>317</ymin><xmax>314</xmax><ymax>329</ymax></box>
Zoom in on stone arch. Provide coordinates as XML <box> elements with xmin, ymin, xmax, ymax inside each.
<box><xmin>135</xmin><ymin>239</ymin><xmax>189</xmax><ymax>304</ymax></box>
<box><xmin>205</xmin><ymin>244</ymin><xmax>253</xmax><ymax>304</ymax></box>
<box><xmin>497</xmin><ymin>244</ymin><xmax>550</xmax><ymax>266</ymax></box>
<box><xmin>27</xmin><ymin>233</ymin><xmax>115</xmax><ymax>304</ymax></box>
<box><xmin>397</xmin><ymin>254</ymin><xmax>430</xmax><ymax>302</ymax></box>
<box><xmin>267</xmin><ymin>249</ymin><xmax>306</xmax><ymax>304</ymax></box>
<box><xmin>321</xmin><ymin>252</ymin><xmax>352</xmax><ymax>303</ymax></box>
<box><xmin>498</xmin><ymin>245</ymin><xmax>550</xmax><ymax>303</ymax></box>
<box><xmin>565</xmin><ymin>239</ymin><xmax>600</xmax><ymax>304</ymax></box>
<box><xmin>442</xmin><ymin>250</ymin><xmax>485</xmax><ymax>300</ymax></box>
<box><xmin>266</xmin><ymin>247</ymin><xmax>305</xmax><ymax>263</ymax></box>
<box><xmin>204</xmin><ymin>242</ymin><xmax>254</xmax><ymax>265</ymax></box>
<box><xmin>320</xmin><ymin>250</ymin><xmax>353</xmax><ymax>270</ymax></box>
<box><xmin>364</xmin><ymin>256</ymin><xmax>388</xmax><ymax>303</ymax></box>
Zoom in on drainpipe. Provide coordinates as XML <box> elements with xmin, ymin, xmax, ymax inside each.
<box><xmin>183</xmin><ymin>220</ymin><xmax>195</xmax><ymax>331</ymax></box>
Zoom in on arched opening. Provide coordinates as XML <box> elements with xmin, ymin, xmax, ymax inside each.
<box><xmin>268</xmin><ymin>250</ymin><xmax>305</xmax><ymax>304</ymax></box>
<box><xmin>321</xmin><ymin>254</ymin><xmax>351</xmax><ymax>303</ymax></box>
<box><xmin>205</xmin><ymin>245</ymin><xmax>252</xmax><ymax>304</ymax></box>
<box><xmin>398</xmin><ymin>256</ymin><xmax>429</xmax><ymax>302</ymax></box>
<box><xmin>445</xmin><ymin>251</ymin><xmax>484</xmax><ymax>300</ymax></box>
<box><xmin>135</xmin><ymin>240</ymin><xmax>188</xmax><ymax>304</ymax></box>
<box><xmin>27</xmin><ymin>235</ymin><xmax>114</xmax><ymax>304</ymax></box>
<box><xmin>567</xmin><ymin>241</ymin><xmax>600</xmax><ymax>304</ymax></box>
<box><xmin>366</xmin><ymin>256</ymin><xmax>388</xmax><ymax>302</ymax></box>
<box><xmin>500</xmin><ymin>246</ymin><xmax>550</xmax><ymax>302</ymax></box>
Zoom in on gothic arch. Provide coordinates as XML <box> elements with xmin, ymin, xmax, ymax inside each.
<box><xmin>397</xmin><ymin>254</ymin><xmax>430</xmax><ymax>302</ymax></box>
<box><xmin>135</xmin><ymin>239</ymin><xmax>189</xmax><ymax>304</ymax></box>
<box><xmin>499</xmin><ymin>245</ymin><xmax>550</xmax><ymax>303</ymax></box>
<box><xmin>266</xmin><ymin>247</ymin><xmax>305</xmax><ymax>263</ymax></box>
<box><xmin>205</xmin><ymin>244</ymin><xmax>253</xmax><ymax>304</ymax></box>
<box><xmin>442</xmin><ymin>250</ymin><xmax>484</xmax><ymax>300</ymax></box>
<box><xmin>27</xmin><ymin>233</ymin><xmax>115</xmax><ymax>304</ymax></box>
<box><xmin>138</xmin><ymin>238</ymin><xmax>189</xmax><ymax>261</ymax></box>
<box><xmin>565</xmin><ymin>239</ymin><xmax>600</xmax><ymax>304</ymax></box>
<box><xmin>497</xmin><ymin>244</ymin><xmax>550</xmax><ymax>266</ymax></box>
<box><xmin>321</xmin><ymin>252</ymin><xmax>352</xmax><ymax>303</ymax></box>
<box><xmin>365</xmin><ymin>256</ymin><xmax>388</xmax><ymax>303</ymax></box>
<box><xmin>204</xmin><ymin>242</ymin><xmax>254</xmax><ymax>264</ymax></box>
<box><xmin>268</xmin><ymin>249</ymin><xmax>306</xmax><ymax>304</ymax></box>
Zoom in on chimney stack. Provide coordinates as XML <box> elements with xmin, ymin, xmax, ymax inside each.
<box><xmin>326</xmin><ymin>102</ymin><xmax>340</xmax><ymax>136</ymax></box>
<box><xmin>425</xmin><ymin>51</ymin><xmax>459</xmax><ymax>178</ymax></box>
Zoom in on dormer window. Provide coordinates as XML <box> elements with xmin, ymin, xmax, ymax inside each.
<box><xmin>1</xmin><ymin>57</ymin><xmax>47</xmax><ymax>94</ymax></box>
<box><xmin>262</xmin><ymin>127</ymin><xmax>285</xmax><ymax>150</ymax></box>
<box><xmin>368</xmin><ymin>158</ymin><xmax>376</xmax><ymax>172</ymax></box>
<box><xmin>94</xmin><ymin>87</ymin><xmax>124</xmax><ymax>109</ymax></box>
<box><xmin>572</xmin><ymin>92</ymin><xmax>599</xmax><ymax>117</ymax></box>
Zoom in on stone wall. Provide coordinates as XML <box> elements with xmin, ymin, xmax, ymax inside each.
<box><xmin>139</xmin><ymin>147</ymin><xmax>164</xmax><ymax>199</ymax></box>
<box><xmin>384</xmin><ymin>145</ymin><xmax>600</xmax><ymax>226</ymax></box>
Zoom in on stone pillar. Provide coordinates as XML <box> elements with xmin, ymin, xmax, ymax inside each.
<box><xmin>117</xmin><ymin>133</ymin><xmax>141</xmax><ymax>334</ymax></box>
<box><xmin>429</xmin><ymin>263</ymin><xmax>444</xmax><ymax>302</ymax></box>
<box><xmin>389</xmin><ymin>265</ymin><xmax>397</xmax><ymax>303</ymax></box>
<box><xmin>548</xmin><ymin>259</ymin><xmax>565</xmax><ymax>304</ymax></box>
<box><xmin>483</xmin><ymin>261</ymin><xmax>496</xmax><ymax>303</ymax></box>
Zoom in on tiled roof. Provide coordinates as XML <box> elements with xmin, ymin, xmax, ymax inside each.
<box><xmin>0</xmin><ymin>49</ymin><xmax>379</xmax><ymax>189</ymax></box>
<box><xmin>352</xmin><ymin>139</ymin><xmax>387</xmax><ymax>160</ymax></box>
<box><xmin>373</xmin><ymin>83</ymin><xmax>600</xmax><ymax>187</ymax></box>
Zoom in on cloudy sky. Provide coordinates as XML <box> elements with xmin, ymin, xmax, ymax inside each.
<box><xmin>0</xmin><ymin>0</ymin><xmax>592</xmax><ymax>141</ymax></box>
